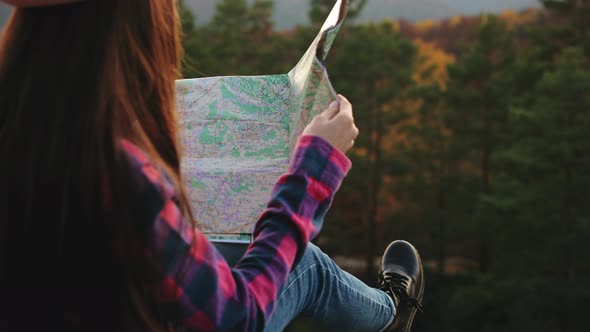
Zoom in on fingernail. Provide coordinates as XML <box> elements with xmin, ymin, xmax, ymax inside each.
<box><xmin>329</xmin><ymin>100</ymin><xmax>339</xmax><ymax>109</ymax></box>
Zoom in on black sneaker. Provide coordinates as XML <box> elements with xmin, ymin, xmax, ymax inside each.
<box><xmin>377</xmin><ymin>240</ymin><xmax>424</xmax><ymax>332</ymax></box>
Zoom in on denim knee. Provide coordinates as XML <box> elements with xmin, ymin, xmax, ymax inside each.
<box><xmin>297</xmin><ymin>242</ymin><xmax>329</xmax><ymax>270</ymax></box>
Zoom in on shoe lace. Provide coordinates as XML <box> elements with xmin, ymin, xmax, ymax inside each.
<box><xmin>378</xmin><ymin>272</ymin><xmax>424</xmax><ymax>313</ymax></box>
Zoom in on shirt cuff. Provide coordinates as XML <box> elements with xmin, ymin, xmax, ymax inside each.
<box><xmin>289</xmin><ymin>135</ymin><xmax>352</xmax><ymax>191</ymax></box>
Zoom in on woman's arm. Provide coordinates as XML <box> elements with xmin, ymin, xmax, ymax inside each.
<box><xmin>119</xmin><ymin>135</ymin><xmax>350</xmax><ymax>331</ymax></box>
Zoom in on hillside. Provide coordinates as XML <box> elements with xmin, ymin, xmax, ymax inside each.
<box><xmin>0</xmin><ymin>0</ymin><xmax>542</xmax><ymax>30</ymax></box>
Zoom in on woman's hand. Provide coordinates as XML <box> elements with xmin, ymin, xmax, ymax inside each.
<box><xmin>302</xmin><ymin>94</ymin><xmax>359</xmax><ymax>153</ymax></box>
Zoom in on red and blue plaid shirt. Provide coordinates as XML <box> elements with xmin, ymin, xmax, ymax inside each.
<box><xmin>118</xmin><ymin>135</ymin><xmax>351</xmax><ymax>331</ymax></box>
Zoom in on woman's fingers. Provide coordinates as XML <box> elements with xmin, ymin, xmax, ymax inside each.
<box><xmin>319</xmin><ymin>99</ymin><xmax>340</xmax><ymax>121</ymax></box>
<box><xmin>302</xmin><ymin>94</ymin><xmax>359</xmax><ymax>153</ymax></box>
<box><xmin>336</xmin><ymin>95</ymin><xmax>353</xmax><ymax>118</ymax></box>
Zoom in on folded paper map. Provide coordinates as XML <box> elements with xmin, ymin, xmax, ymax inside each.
<box><xmin>176</xmin><ymin>0</ymin><xmax>348</xmax><ymax>243</ymax></box>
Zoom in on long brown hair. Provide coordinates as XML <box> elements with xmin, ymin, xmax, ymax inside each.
<box><xmin>0</xmin><ymin>0</ymin><xmax>192</xmax><ymax>330</ymax></box>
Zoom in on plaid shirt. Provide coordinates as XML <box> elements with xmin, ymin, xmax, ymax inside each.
<box><xmin>118</xmin><ymin>135</ymin><xmax>351</xmax><ymax>331</ymax></box>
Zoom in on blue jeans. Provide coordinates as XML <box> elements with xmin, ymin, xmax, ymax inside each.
<box><xmin>264</xmin><ymin>243</ymin><xmax>395</xmax><ymax>331</ymax></box>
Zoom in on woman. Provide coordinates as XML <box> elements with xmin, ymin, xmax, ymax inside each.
<box><xmin>0</xmin><ymin>0</ymin><xmax>423</xmax><ymax>331</ymax></box>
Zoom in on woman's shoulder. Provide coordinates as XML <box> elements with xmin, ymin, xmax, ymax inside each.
<box><xmin>117</xmin><ymin>139</ymin><xmax>177</xmax><ymax>199</ymax></box>
<box><xmin>119</xmin><ymin>139</ymin><xmax>155</xmax><ymax>171</ymax></box>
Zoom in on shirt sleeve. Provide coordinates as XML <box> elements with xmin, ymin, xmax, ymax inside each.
<box><xmin>118</xmin><ymin>135</ymin><xmax>351</xmax><ymax>332</ymax></box>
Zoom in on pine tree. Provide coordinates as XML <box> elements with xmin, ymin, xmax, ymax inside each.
<box><xmin>478</xmin><ymin>46</ymin><xmax>590</xmax><ymax>332</ymax></box>
<box><xmin>178</xmin><ymin>0</ymin><xmax>201</xmax><ymax>78</ymax></box>
<box><xmin>444</xmin><ymin>15</ymin><xmax>517</xmax><ymax>273</ymax></box>
<box><xmin>324</xmin><ymin>22</ymin><xmax>416</xmax><ymax>280</ymax></box>
<box><xmin>184</xmin><ymin>0</ymin><xmax>284</xmax><ymax>76</ymax></box>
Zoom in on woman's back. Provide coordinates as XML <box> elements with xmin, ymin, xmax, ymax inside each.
<box><xmin>0</xmin><ymin>1</ymin><xmax>185</xmax><ymax>329</ymax></box>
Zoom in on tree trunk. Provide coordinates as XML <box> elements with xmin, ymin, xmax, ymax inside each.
<box><xmin>366</xmin><ymin>102</ymin><xmax>383</xmax><ymax>282</ymax></box>
<box><xmin>437</xmin><ymin>184</ymin><xmax>446</xmax><ymax>277</ymax></box>
<box><xmin>479</xmin><ymin>146</ymin><xmax>491</xmax><ymax>273</ymax></box>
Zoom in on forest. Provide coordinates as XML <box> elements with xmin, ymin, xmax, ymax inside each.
<box><xmin>178</xmin><ymin>0</ymin><xmax>590</xmax><ymax>331</ymax></box>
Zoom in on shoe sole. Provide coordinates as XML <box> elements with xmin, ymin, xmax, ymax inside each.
<box><xmin>402</xmin><ymin>249</ymin><xmax>424</xmax><ymax>332</ymax></box>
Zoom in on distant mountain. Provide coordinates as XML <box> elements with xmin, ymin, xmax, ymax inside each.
<box><xmin>183</xmin><ymin>0</ymin><xmax>541</xmax><ymax>29</ymax></box>
<box><xmin>0</xmin><ymin>4</ymin><xmax>11</xmax><ymax>25</ymax></box>
<box><xmin>183</xmin><ymin>0</ymin><xmax>217</xmax><ymax>24</ymax></box>
<box><xmin>0</xmin><ymin>0</ymin><xmax>542</xmax><ymax>30</ymax></box>
<box><xmin>356</xmin><ymin>0</ymin><xmax>458</xmax><ymax>23</ymax></box>
<box><xmin>445</xmin><ymin>0</ymin><xmax>540</xmax><ymax>14</ymax></box>
<box><xmin>182</xmin><ymin>0</ymin><xmax>458</xmax><ymax>28</ymax></box>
